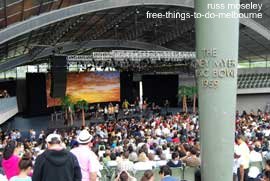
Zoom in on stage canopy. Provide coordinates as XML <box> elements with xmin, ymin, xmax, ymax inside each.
<box><xmin>0</xmin><ymin>0</ymin><xmax>269</xmax><ymax>72</ymax></box>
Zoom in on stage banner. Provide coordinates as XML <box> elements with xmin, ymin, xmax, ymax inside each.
<box><xmin>46</xmin><ymin>72</ymin><xmax>120</xmax><ymax>107</ymax></box>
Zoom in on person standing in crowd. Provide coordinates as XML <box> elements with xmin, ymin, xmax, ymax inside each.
<box><xmin>10</xmin><ymin>154</ymin><xmax>33</xmax><ymax>181</ymax></box>
<box><xmin>71</xmin><ymin>130</ymin><xmax>100</xmax><ymax>181</ymax></box>
<box><xmin>32</xmin><ymin>134</ymin><xmax>81</xmax><ymax>181</ymax></box>
<box><xmin>236</xmin><ymin>135</ymin><xmax>250</xmax><ymax>181</ymax></box>
<box><xmin>2</xmin><ymin>140</ymin><xmax>23</xmax><ymax>180</ymax></box>
<box><xmin>233</xmin><ymin>146</ymin><xmax>243</xmax><ymax>181</ymax></box>
<box><xmin>159</xmin><ymin>165</ymin><xmax>179</xmax><ymax>181</ymax></box>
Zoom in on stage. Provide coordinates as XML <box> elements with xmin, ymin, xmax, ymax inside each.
<box><xmin>3</xmin><ymin>107</ymin><xmax>184</xmax><ymax>138</ymax></box>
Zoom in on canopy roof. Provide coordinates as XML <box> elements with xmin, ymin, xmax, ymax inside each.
<box><xmin>0</xmin><ymin>0</ymin><xmax>269</xmax><ymax>71</ymax></box>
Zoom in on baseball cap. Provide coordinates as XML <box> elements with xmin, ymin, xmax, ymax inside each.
<box><xmin>46</xmin><ymin>134</ymin><xmax>61</xmax><ymax>143</ymax></box>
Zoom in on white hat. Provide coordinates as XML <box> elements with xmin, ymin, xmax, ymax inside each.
<box><xmin>46</xmin><ymin>134</ymin><xmax>61</xmax><ymax>143</ymax></box>
<box><xmin>77</xmin><ymin>130</ymin><xmax>93</xmax><ymax>144</ymax></box>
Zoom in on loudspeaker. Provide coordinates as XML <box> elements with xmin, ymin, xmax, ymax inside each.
<box><xmin>50</xmin><ymin>56</ymin><xmax>67</xmax><ymax>98</ymax></box>
<box><xmin>26</xmin><ymin>73</ymin><xmax>47</xmax><ymax>115</ymax></box>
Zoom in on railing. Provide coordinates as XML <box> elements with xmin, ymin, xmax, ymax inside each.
<box><xmin>0</xmin><ymin>97</ymin><xmax>18</xmax><ymax>125</ymax></box>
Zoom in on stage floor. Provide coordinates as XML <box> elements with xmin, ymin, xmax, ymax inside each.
<box><xmin>1</xmin><ymin>107</ymin><xmax>184</xmax><ymax>138</ymax></box>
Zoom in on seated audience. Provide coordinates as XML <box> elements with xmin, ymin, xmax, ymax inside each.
<box><xmin>2</xmin><ymin>141</ymin><xmax>23</xmax><ymax>180</ymax></box>
<box><xmin>181</xmin><ymin>147</ymin><xmax>200</xmax><ymax>167</ymax></box>
<box><xmin>0</xmin><ymin>109</ymin><xmax>269</xmax><ymax>181</ymax></box>
<box><xmin>114</xmin><ymin>170</ymin><xmax>136</xmax><ymax>181</ymax></box>
<box><xmin>10</xmin><ymin>154</ymin><xmax>33</xmax><ymax>181</ymax></box>
<box><xmin>140</xmin><ymin>170</ymin><xmax>154</xmax><ymax>181</ymax></box>
<box><xmin>133</xmin><ymin>152</ymin><xmax>153</xmax><ymax>171</ymax></box>
<box><xmin>159</xmin><ymin>165</ymin><xmax>179</xmax><ymax>181</ymax></box>
<box><xmin>167</xmin><ymin>152</ymin><xmax>182</xmax><ymax>168</ymax></box>
<box><xmin>117</xmin><ymin>151</ymin><xmax>134</xmax><ymax>173</ymax></box>
<box><xmin>256</xmin><ymin>160</ymin><xmax>270</xmax><ymax>180</ymax></box>
<box><xmin>249</xmin><ymin>145</ymin><xmax>263</xmax><ymax>162</ymax></box>
<box><xmin>262</xmin><ymin>170</ymin><xmax>270</xmax><ymax>181</ymax></box>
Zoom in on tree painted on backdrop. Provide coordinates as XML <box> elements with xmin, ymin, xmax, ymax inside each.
<box><xmin>61</xmin><ymin>95</ymin><xmax>75</xmax><ymax>126</ymax></box>
<box><xmin>76</xmin><ymin>100</ymin><xmax>88</xmax><ymax>126</ymax></box>
<box><xmin>178</xmin><ymin>86</ymin><xmax>197</xmax><ymax>113</ymax></box>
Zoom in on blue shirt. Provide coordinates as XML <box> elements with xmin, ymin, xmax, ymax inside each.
<box><xmin>10</xmin><ymin>176</ymin><xmax>32</xmax><ymax>181</ymax></box>
<box><xmin>161</xmin><ymin>175</ymin><xmax>179</xmax><ymax>181</ymax></box>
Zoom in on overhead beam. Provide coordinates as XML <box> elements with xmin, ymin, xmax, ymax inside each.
<box><xmin>0</xmin><ymin>39</ymin><xmax>171</xmax><ymax>72</ymax></box>
<box><xmin>0</xmin><ymin>0</ymin><xmax>269</xmax><ymax>46</ymax></box>
<box><xmin>240</xmin><ymin>18</ymin><xmax>270</xmax><ymax>40</ymax></box>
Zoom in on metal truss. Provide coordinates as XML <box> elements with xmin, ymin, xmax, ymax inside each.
<box><xmin>0</xmin><ymin>39</ymin><xmax>171</xmax><ymax>72</ymax></box>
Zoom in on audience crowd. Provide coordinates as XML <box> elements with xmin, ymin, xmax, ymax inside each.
<box><xmin>0</xmin><ymin>109</ymin><xmax>270</xmax><ymax>181</ymax></box>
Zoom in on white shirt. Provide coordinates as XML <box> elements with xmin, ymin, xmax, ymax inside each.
<box><xmin>249</xmin><ymin>150</ymin><xmax>262</xmax><ymax>162</ymax></box>
<box><xmin>238</xmin><ymin>142</ymin><xmax>250</xmax><ymax>169</ymax></box>
<box><xmin>107</xmin><ymin>160</ymin><xmax>118</xmax><ymax>167</ymax></box>
<box><xmin>263</xmin><ymin>129</ymin><xmax>270</xmax><ymax>137</ymax></box>
<box><xmin>155</xmin><ymin>128</ymin><xmax>162</xmax><ymax>136</ymax></box>
<box><xmin>162</xmin><ymin>128</ymin><xmax>170</xmax><ymax>136</ymax></box>
<box><xmin>0</xmin><ymin>174</ymin><xmax>8</xmax><ymax>181</ymax></box>
<box><xmin>133</xmin><ymin>161</ymin><xmax>153</xmax><ymax>171</ymax></box>
<box><xmin>117</xmin><ymin>159</ymin><xmax>134</xmax><ymax>173</ymax></box>
<box><xmin>233</xmin><ymin>157</ymin><xmax>243</xmax><ymax>174</ymax></box>
<box><xmin>156</xmin><ymin>160</ymin><xmax>167</xmax><ymax>167</ymax></box>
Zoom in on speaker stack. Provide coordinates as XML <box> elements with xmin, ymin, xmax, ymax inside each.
<box><xmin>50</xmin><ymin>56</ymin><xmax>67</xmax><ymax>98</ymax></box>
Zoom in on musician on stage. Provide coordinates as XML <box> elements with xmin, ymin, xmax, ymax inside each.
<box><xmin>115</xmin><ymin>104</ymin><xmax>119</xmax><ymax>120</ymax></box>
<box><xmin>108</xmin><ymin>103</ymin><xmax>113</xmax><ymax>115</ymax></box>
<box><xmin>122</xmin><ymin>99</ymin><xmax>129</xmax><ymax>110</ymax></box>
<box><xmin>142</xmin><ymin>100</ymin><xmax>148</xmax><ymax>111</ymax></box>
<box><xmin>104</xmin><ymin>106</ymin><xmax>108</xmax><ymax>121</ymax></box>
<box><xmin>134</xmin><ymin>97</ymin><xmax>140</xmax><ymax>113</ymax></box>
<box><xmin>96</xmin><ymin>103</ymin><xmax>101</xmax><ymax>118</ymax></box>
<box><xmin>164</xmin><ymin>99</ymin><xmax>170</xmax><ymax>114</ymax></box>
